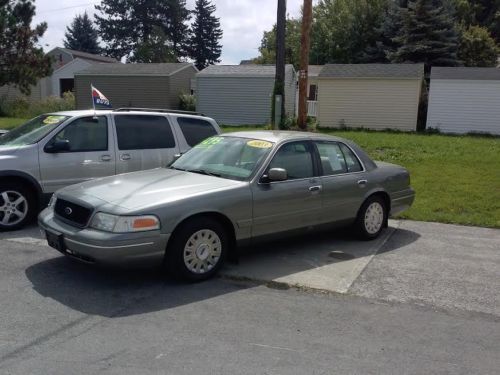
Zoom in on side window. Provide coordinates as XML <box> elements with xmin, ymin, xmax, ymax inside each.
<box><xmin>50</xmin><ymin>116</ymin><xmax>108</xmax><ymax>152</ymax></box>
<box><xmin>268</xmin><ymin>141</ymin><xmax>314</xmax><ymax>180</ymax></box>
<box><xmin>177</xmin><ymin>117</ymin><xmax>218</xmax><ymax>147</ymax></box>
<box><xmin>339</xmin><ymin>143</ymin><xmax>363</xmax><ymax>172</ymax></box>
<box><xmin>316</xmin><ymin>142</ymin><xmax>348</xmax><ymax>175</ymax></box>
<box><xmin>114</xmin><ymin>115</ymin><xmax>175</xmax><ymax>150</ymax></box>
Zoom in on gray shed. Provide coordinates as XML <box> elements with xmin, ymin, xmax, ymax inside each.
<box><xmin>74</xmin><ymin>63</ymin><xmax>198</xmax><ymax>110</ymax></box>
<box><xmin>196</xmin><ymin>65</ymin><xmax>296</xmax><ymax>125</ymax></box>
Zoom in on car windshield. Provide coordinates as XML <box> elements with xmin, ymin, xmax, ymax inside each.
<box><xmin>170</xmin><ymin>136</ymin><xmax>274</xmax><ymax>181</ymax></box>
<box><xmin>0</xmin><ymin>115</ymin><xmax>69</xmax><ymax>147</ymax></box>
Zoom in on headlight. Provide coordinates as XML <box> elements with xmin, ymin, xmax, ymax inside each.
<box><xmin>90</xmin><ymin>212</ymin><xmax>160</xmax><ymax>233</ymax></box>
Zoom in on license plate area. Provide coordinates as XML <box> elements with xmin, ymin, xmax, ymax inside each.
<box><xmin>45</xmin><ymin>230</ymin><xmax>66</xmax><ymax>254</ymax></box>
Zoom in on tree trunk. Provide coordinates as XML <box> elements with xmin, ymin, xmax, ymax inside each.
<box><xmin>298</xmin><ymin>0</ymin><xmax>313</xmax><ymax>130</ymax></box>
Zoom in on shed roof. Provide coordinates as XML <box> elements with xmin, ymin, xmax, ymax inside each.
<box><xmin>198</xmin><ymin>64</ymin><xmax>295</xmax><ymax>77</ymax></box>
<box><xmin>319</xmin><ymin>64</ymin><xmax>424</xmax><ymax>79</ymax></box>
<box><xmin>308</xmin><ymin>65</ymin><xmax>324</xmax><ymax>77</ymax></box>
<box><xmin>75</xmin><ymin>63</ymin><xmax>194</xmax><ymax>76</ymax></box>
<box><xmin>48</xmin><ymin>47</ymin><xmax>118</xmax><ymax>63</ymax></box>
<box><xmin>431</xmin><ymin>67</ymin><xmax>500</xmax><ymax>81</ymax></box>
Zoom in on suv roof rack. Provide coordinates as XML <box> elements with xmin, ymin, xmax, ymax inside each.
<box><xmin>113</xmin><ymin>108</ymin><xmax>205</xmax><ymax>116</ymax></box>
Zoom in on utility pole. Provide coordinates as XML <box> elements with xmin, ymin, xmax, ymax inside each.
<box><xmin>273</xmin><ymin>0</ymin><xmax>286</xmax><ymax>129</ymax></box>
<box><xmin>298</xmin><ymin>0</ymin><xmax>313</xmax><ymax>130</ymax></box>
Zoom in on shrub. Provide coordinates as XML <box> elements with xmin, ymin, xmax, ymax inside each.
<box><xmin>179</xmin><ymin>93</ymin><xmax>196</xmax><ymax>112</ymax></box>
<box><xmin>0</xmin><ymin>92</ymin><xmax>75</xmax><ymax>118</ymax></box>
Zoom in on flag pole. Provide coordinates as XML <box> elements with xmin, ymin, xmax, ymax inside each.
<box><xmin>91</xmin><ymin>83</ymin><xmax>97</xmax><ymax>119</ymax></box>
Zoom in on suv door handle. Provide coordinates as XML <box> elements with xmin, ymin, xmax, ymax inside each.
<box><xmin>101</xmin><ymin>155</ymin><xmax>112</xmax><ymax>162</ymax></box>
<box><xmin>309</xmin><ymin>186</ymin><xmax>322</xmax><ymax>192</ymax></box>
<box><xmin>120</xmin><ymin>154</ymin><xmax>131</xmax><ymax>161</ymax></box>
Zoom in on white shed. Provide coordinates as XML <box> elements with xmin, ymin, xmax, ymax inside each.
<box><xmin>427</xmin><ymin>67</ymin><xmax>500</xmax><ymax>135</ymax></box>
<box><xmin>196</xmin><ymin>65</ymin><xmax>296</xmax><ymax>125</ymax></box>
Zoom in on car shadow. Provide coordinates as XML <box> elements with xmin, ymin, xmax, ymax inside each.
<box><xmin>24</xmin><ymin>224</ymin><xmax>420</xmax><ymax>318</ymax></box>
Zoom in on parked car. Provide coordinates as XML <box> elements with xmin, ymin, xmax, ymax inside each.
<box><xmin>0</xmin><ymin>108</ymin><xmax>221</xmax><ymax>230</ymax></box>
<box><xmin>39</xmin><ymin>131</ymin><xmax>415</xmax><ymax>281</ymax></box>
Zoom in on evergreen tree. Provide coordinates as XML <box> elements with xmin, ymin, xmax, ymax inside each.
<box><xmin>63</xmin><ymin>12</ymin><xmax>101</xmax><ymax>54</ymax></box>
<box><xmin>0</xmin><ymin>0</ymin><xmax>52</xmax><ymax>94</ymax></box>
<box><xmin>389</xmin><ymin>0</ymin><xmax>460</xmax><ymax>71</ymax></box>
<box><xmin>454</xmin><ymin>0</ymin><xmax>500</xmax><ymax>44</ymax></box>
<box><xmin>95</xmin><ymin>0</ymin><xmax>190</xmax><ymax>61</ymax></box>
<box><xmin>458</xmin><ymin>25</ymin><xmax>498</xmax><ymax>66</ymax></box>
<box><xmin>189</xmin><ymin>0</ymin><xmax>223</xmax><ymax>70</ymax></box>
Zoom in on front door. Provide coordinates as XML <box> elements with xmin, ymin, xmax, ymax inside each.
<box><xmin>113</xmin><ymin>114</ymin><xmax>179</xmax><ymax>174</ymax></box>
<box><xmin>251</xmin><ymin>141</ymin><xmax>323</xmax><ymax>237</ymax></box>
<box><xmin>39</xmin><ymin>115</ymin><xmax>115</xmax><ymax>193</ymax></box>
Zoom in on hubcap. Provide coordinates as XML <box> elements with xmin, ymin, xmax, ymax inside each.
<box><xmin>183</xmin><ymin>229</ymin><xmax>222</xmax><ymax>274</ymax></box>
<box><xmin>364</xmin><ymin>202</ymin><xmax>384</xmax><ymax>234</ymax></box>
<box><xmin>0</xmin><ymin>191</ymin><xmax>28</xmax><ymax>226</ymax></box>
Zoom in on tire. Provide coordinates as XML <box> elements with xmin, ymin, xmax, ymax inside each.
<box><xmin>165</xmin><ymin>217</ymin><xmax>228</xmax><ymax>282</ymax></box>
<box><xmin>355</xmin><ymin>196</ymin><xmax>387</xmax><ymax>240</ymax></box>
<box><xmin>0</xmin><ymin>182</ymin><xmax>36</xmax><ymax>231</ymax></box>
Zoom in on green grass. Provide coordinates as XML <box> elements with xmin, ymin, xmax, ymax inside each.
<box><xmin>0</xmin><ymin>117</ymin><xmax>27</xmax><ymax>130</ymax></box>
<box><xmin>222</xmin><ymin>126</ymin><xmax>500</xmax><ymax>228</ymax></box>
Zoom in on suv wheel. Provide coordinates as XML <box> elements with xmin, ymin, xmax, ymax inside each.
<box><xmin>0</xmin><ymin>183</ymin><xmax>36</xmax><ymax>231</ymax></box>
<box><xmin>165</xmin><ymin>217</ymin><xmax>228</xmax><ymax>281</ymax></box>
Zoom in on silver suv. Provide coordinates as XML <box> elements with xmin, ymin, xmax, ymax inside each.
<box><xmin>0</xmin><ymin>108</ymin><xmax>221</xmax><ymax>230</ymax></box>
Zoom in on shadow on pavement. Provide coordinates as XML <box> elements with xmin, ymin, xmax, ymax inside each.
<box><xmin>24</xmin><ymin>225</ymin><xmax>420</xmax><ymax>317</ymax></box>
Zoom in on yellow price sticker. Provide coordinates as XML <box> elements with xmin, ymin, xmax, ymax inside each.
<box><xmin>43</xmin><ymin>116</ymin><xmax>66</xmax><ymax>125</ymax></box>
<box><xmin>247</xmin><ymin>140</ymin><xmax>273</xmax><ymax>149</ymax></box>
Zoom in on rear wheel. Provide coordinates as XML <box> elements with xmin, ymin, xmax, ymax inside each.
<box><xmin>165</xmin><ymin>217</ymin><xmax>228</xmax><ymax>281</ymax></box>
<box><xmin>355</xmin><ymin>196</ymin><xmax>387</xmax><ymax>240</ymax></box>
<box><xmin>0</xmin><ymin>182</ymin><xmax>36</xmax><ymax>231</ymax></box>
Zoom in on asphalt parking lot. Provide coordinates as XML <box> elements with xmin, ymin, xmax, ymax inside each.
<box><xmin>0</xmin><ymin>220</ymin><xmax>499</xmax><ymax>374</ymax></box>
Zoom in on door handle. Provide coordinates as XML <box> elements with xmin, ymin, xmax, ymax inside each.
<box><xmin>309</xmin><ymin>185</ymin><xmax>322</xmax><ymax>192</ymax></box>
<box><xmin>120</xmin><ymin>154</ymin><xmax>131</xmax><ymax>161</ymax></box>
<box><xmin>100</xmin><ymin>155</ymin><xmax>112</xmax><ymax>162</ymax></box>
<box><xmin>358</xmin><ymin>179</ymin><xmax>368</xmax><ymax>187</ymax></box>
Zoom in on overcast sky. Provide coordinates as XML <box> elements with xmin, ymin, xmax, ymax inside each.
<box><xmin>32</xmin><ymin>0</ymin><xmax>314</xmax><ymax>64</ymax></box>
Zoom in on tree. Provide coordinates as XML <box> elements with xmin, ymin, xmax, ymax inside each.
<box><xmin>454</xmin><ymin>0</ymin><xmax>500</xmax><ymax>44</ymax></box>
<box><xmin>189</xmin><ymin>0</ymin><xmax>223</xmax><ymax>70</ymax></box>
<box><xmin>389</xmin><ymin>0</ymin><xmax>461</xmax><ymax>71</ymax></box>
<box><xmin>0</xmin><ymin>0</ymin><xmax>52</xmax><ymax>94</ymax></box>
<box><xmin>458</xmin><ymin>25</ymin><xmax>498</xmax><ymax>66</ymax></box>
<box><xmin>64</xmin><ymin>12</ymin><xmax>101</xmax><ymax>54</ymax></box>
<box><xmin>95</xmin><ymin>0</ymin><xmax>190</xmax><ymax>61</ymax></box>
<box><xmin>132</xmin><ymin>26</ymin><xmax>177</xmax><ymax>63</ymax></box>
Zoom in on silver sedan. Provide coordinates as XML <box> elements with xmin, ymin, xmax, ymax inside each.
<box><xmin>39</xmin><ymin>131</ymin><xmax>415</xmax><ymax>281</ymax></box>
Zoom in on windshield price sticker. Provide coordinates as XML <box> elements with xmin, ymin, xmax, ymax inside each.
<box><xmin>247</xmin><ymin>140</ymin><xmax>273</xmax><ymax>149</ymax></box>
<box><xmin>43</xmin><ymin>116</ymin><xmax>66</xmax><ymax>125</ymax></box>
<box><xmin>196</xmin><ymin>137</ymin><xmax>223</xmax><ymax>148</ymax></box>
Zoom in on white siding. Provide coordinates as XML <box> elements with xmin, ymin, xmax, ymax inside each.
<box><xmin>51</xmin><ymin>58</ymin><xmax>92</xmax><ymax>97</ymax></box>
<box><xmin>284</xmin><ymin>68</ymin><xmax>297</xmax><ymax>116</ymax></box>
<box><xmin>427</xmin><ymin>79</ymin><xmax>500</xmax><ymax>135</ymax></box>
<box><xmin>197</xmin><ymin>76</ymin><xmax>274</xmax><ymax>125</ymax></box>
<box><xmin>317</xmin><ymin>78</ymin><xmax>421</xmax><ymax>131</ymax></box>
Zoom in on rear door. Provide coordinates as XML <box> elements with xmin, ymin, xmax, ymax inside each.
<box><xmin>113</xmin><ymin>114</ymin><xmax>179</xmax><ymax>174</ymax></box>
<box><xmin>38</xmin><ymin>115</ymin><xmax>115</xmax><ymax>193</ymax></box>
<box><xmin>172</xmin><ymin>116</ymin><xmax>220</xmax><ymax>154</ymax></box>
<box><xmin>314</xmin><ymin>141</ymin><xmax>368</xmax><ymax>223</ymax></box>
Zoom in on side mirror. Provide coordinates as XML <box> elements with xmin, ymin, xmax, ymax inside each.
<box><xmin>45</xmin><ymin>139</ymin><xmax>70</xmax><ymax>153</ymax></box>
<box><xmin>267</xmin><ymin>168</ymin><xmax>288</xmax><ymax>182</ymax></box>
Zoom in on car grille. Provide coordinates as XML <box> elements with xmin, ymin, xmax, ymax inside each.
<box><xmin>54</xmin><ymin>199</ymin><xmax>93</xmax><ymax>228</ymax></box>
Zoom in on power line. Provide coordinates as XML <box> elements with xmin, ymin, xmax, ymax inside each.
<box><xmin>37</xmin><ymin>2</ymin><xmax>100</xmax><ymax>15</ymax></box>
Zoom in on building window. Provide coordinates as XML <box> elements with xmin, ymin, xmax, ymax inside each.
<box><xmin>308</xmin><ymin>84</ymin><xmax>318</xmax><ymax>101</ymax></box>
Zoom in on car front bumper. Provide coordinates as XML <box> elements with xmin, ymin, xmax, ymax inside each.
<box><xmin>38</xmin><ymin>209</ymin><xmax>170</xmax><ymax>268</ymax></box>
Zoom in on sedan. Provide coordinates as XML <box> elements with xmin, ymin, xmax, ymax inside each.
<box><xmin>39</xmin><ymin>131</ymin><xmax>415</xmax><ymax>281</ymax></box>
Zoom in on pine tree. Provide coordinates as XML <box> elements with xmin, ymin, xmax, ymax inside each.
<box><xmin>189</xmin><ymin>0</ymin><xmax>223</xmax><ymax>70</ymax></box>
<box><xmin>95</xmin><ymin>0</ymin><xmax>190</xmax><ymax>61</ymax></box>
<box><xmin>63</xmin><ymin>12</ymin><xmax>101</xmax><ymax>54</ymax></box>
<box><xmin>0</xmin><ymin>0</ymin><xmax>52</xmax><ymax>94</ymax></box>
<box><xmin>389</xmin><ymin>0</ymin><xmax>460</xmax><ymax>70</ymax></box>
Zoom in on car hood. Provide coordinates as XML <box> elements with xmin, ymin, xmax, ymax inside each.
<box><xmin>58</xmin><ymin>168</ymin><xmax>243</xmax><ymax>210</ymax></box>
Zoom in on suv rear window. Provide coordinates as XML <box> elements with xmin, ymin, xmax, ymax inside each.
<box><xmin>114</xmin><ymin>115</ymin><xmax>175</xmax><ymax>150</ymax></box>
<box><xmin>177</xmin><ymin>117</ymin><xmax>217</xmax><ymax>147</ymax></box>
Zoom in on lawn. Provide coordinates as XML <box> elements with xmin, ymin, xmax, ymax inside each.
<box><xmin>222</xmin><ymin>126</ymin><xmax>500</xmax><ymax>228</ymax></box>
<box><xmin>0</xmin><ymin>117</ymin><xmax>27</xmax><ymax>130</ymax></box>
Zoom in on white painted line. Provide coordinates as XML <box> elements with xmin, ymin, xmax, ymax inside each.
<box><xmin>5</xmin><ymin>237</ymin><xmax>48</xmax><ymax>247</ymax></box>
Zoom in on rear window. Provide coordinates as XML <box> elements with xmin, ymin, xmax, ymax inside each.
<box><xmin>114</xmin><ymin>115</ymin><xmax>175</xmax><ymax>150</ymax></box>
<box><xmin>177</xmin><ymin>117</ymin><xmax>218</xmax><ymax>147</ymax></box>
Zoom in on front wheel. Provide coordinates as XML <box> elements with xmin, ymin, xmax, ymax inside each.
<box><xmin>0</xmin><ymin>182</ymin><xmax>36</xmax><ymax>231</ymax></box>
<box><xmin>165</xmin><ymin>217</ymin><xmax>228</xmax><ymax>281</ymax></box>
<box><xmin>355</xmin><ymin>196</ymin><xmax>387</xmax><ymax>240</ymax></box>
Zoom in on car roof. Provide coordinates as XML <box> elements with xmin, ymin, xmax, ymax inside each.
<box><xmin>49</xmin><ymin>110</ymin><xmax>211</xmax><ymax>121</ymax></box>
<box><xmin>221</xmin><ymin>130</ymin><xmax>349</xmax><ymax>144</ymax></box>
